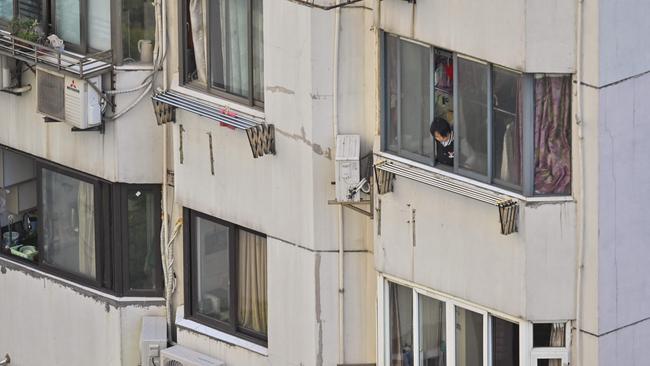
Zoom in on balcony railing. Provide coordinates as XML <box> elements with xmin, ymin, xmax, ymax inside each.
<box><xmin>0</xmin><ymin>30</ymin><xmax>112</xmax><ymax>79</ymax></box>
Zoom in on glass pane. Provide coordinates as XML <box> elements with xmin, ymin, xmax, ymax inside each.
<box><xmin>210</xmin><ymin>0</ymin><xmax>251</xmax><ymax>98</ymax></box>
<box><xmin>433</xmin><ymin>48</ymin><xmax>454</xmax><ymax>167</ymax></box>
<box><xmin>400</xmin><ymin>40</ymin><xmax>432</xmax><ymax>159</ymax></box>
<box><xmin>455</xmin><ymin>306</ymin><xmax>483</xmax><ymax>366</ymax></box>
<box><xmin>17</xmin><ymin>0</ymin><xmax>42</xmax><ymax>22</ymax></box>
<box><xmin>493</xmin><ymin>68</ymin><xmax>523</xmax><ymax>190</ymax></box>
<box><xmin>534</xmin><ymin>75</ymin><xmax>572</xmax><ymax>195</ymax></box>
<box><xmin>537</xmin><ymin>359</ymin><xmax>563</xmax><ymax>366</ymax></box>
<box><xmin>237</xmin><ymin>230</ymin><xmax>267</xmax><ymax>335</ymax></box>
<box><xmin>127</xmin><ymin>189</ymin><xmax>158</xmax><ymax>291</ymax></box>
<box><xmin>457</xmin><ymin>58</ymin><xmax>488</xmax><ymax>176</ymax></box>
<box><xmin>0</xmin><ymin>0</ymin><xmax>13</xmax><ymax>21</ymax></box>
<box><xmin>419</xmin><ymin>294</ymin><xmax>446</xmax><ymax>366</ymax></box>
<box><xmin>194</xmin><ymin>216</ymin><xmax>230</xmax><ymax>322</ymax></box>
<box><xmin>533</xmin><ymin>323</ymin><xmax>566</xmax><ymax>347</ymax></box>
<box><xmin>492</xmin><ymin>317</ymin><xmax>519</xmax><ymax>366</ymax></box>
<box><xmin>41</xmin><ymin>169</ymin><xmax>96</xmax><ymax>279</ymax></box>
<box><xmin>55</xmin><ymin>0</ymin><xmax>81</xmax><ymax>46</ymax></box>
<box><xmin>389</xmin><ymin>282</ymin><xmax>413</xmax><ymax>366</ymax></box>
<box><xmin>88</xmin><ymin>0</ymin><xmax>111</xmax><ymax>51</ymax></box>
<box><xmin>122</xmin><ymin>0</ymin><xmax>156</xmax><ymax>63</ymax></box>
<box><xmin>252</xmin><ymin>0</ymin><xmax>264</xmax><ymax>102</ymax></box>
<box><xmin>385</xmin><ymin>34</ymin><xmax>399</xmax><ymax>153</ymax></box>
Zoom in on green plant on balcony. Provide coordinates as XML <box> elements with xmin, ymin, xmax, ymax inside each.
<box><xmin>8</xmin><ymin>18</ymin><xmax>42</xmax><ymax>43</ymax></box>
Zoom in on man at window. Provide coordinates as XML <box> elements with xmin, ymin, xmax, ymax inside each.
<box><xmin>430</xmin><ymin>117</ymin><xmax>454</xmax><ymax>167</ymax></box>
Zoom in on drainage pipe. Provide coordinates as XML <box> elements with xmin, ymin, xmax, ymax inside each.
<box><xmin>332</xmin><ymin>0</ymin><xmax>345</xmax><ymax>363</ymax></box>
<box><xmin>574</xmin><ymin>0</ymin><xmax>585</xmax><ymax>364</ymax></box>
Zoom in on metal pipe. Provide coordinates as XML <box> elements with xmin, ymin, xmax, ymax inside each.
<box><xmin>0</xmin><ymin>354</ymin><xmax>10</xmax><ymax>365</ymax></box>
<box><xmin>574</xmin><ymin>0</ymin><xmax>585</xmax><ymax>364</ymax></box>
<box><xmin>288</xmin><ymin>0</ymin><xmax>362</xmax><ymax>10</ymax></box>
<box><xmin>332</xmin><ymin>0</ymin><xmax>345</xmax><ymax>363</ymax></box>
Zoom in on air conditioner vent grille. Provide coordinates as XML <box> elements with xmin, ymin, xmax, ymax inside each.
<box><xmin>165</xmin><ymin>360</ymin><xmax>184</xmax><ymax>366</ymax></box>
<box><xmin>37</xmin><ymin>70</ymin><xmax>65</xmax><ymax>121</ymax></box>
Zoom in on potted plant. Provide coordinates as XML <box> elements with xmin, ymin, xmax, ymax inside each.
<box><xmin>9</xmin><ymin>18</ymin><xmax>42</xmax><ymax>43</ymax></box>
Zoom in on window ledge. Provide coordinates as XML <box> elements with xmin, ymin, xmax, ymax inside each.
<box><xmin>171</xmin><ymin>84</ymin><xmax>266</xmax><ymax>121</ymax></box>
<box><xmin>114</xmin><ymin>63</ymin><xmax>155</xmax><ymax>72</ymax></box>
<box><xmin>0</xmin><ymin>255</ymin><xmax>165</xmax><ymax>307</ymax></box>
<box><xmin>175</xmin><ymin>307</ymin><xmax>269</xmax><ymax>357</ymax></box>
<box><xmin>375</xmin><ymin>151</ymin><xmax>574</xmax><ymax>204</ymax></box>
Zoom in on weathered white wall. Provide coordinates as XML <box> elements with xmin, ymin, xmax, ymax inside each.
<box><xmin>0</xmin><ymin>68</ymin><xmax>162</xmax><ymax>183</ymax></box>
<box><xmin>0</xmin><ymin>258</ymin><xmax>165</xmax><ymax>366</ymax></box>
<box><xmin>381</xmin><ymin>0</ymin><xmax>575</xmax><ymax>72</ymax></box>
<box><xmin>165</xmin><ymin>0</ymin><xmax>377</xmax><ymax>364</ymax></box>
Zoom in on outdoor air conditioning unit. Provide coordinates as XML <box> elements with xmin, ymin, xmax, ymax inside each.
<box><xmin>335</xmin><ymin>134</ymin><xmax>361</xmax><ymax>202</ymax></box>
<box><xmin>139</xmin><ymin>316</ymin><xmax>167</xmax><ymax>366</ymax></box>
<box><xmin>36</xmin><ymin>68</ymin><xmax>102</xmax><ymax>129</ymax></box>
<box><xmin>160</xmin><ymin>345</ymin><xmax>225</xmax><ymax>366</ymax></box>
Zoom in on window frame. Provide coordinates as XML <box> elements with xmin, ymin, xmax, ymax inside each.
<box><xmin>178</xmin><ymin>0</ymin><xmax>264</xmax><ymax>110</ymax></box>
<box><xmin>0</xmin><ymin>146</ymin><xmax>163</xmax><ymax>297</ymax></box>
<box><xmin>530</xmin><ymin>321</ymin><xmax>570</xmax><ymax>365</ymax></box>
<box><xmin>381</xmin><ymin>31</ymin><xmax>564</xmax><ymax>197</ymax></box>
<box><xmin>183</xmin><ymin>208</ymin><xmax>268</xmax><ymax>346</ymax></box>
<box><xmin>381</xmin><ymin>277</ymin><xmax>526</xmax><ymax>366</ymax></box>
<box><xmin>115</xmin><ymin>184</ymin><xmax>164</xmax><ymax>297</ymax></box>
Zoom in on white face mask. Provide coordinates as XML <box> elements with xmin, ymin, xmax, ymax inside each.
<box><xmin>440</xmin><ymin>131</ymin><xmax>454</xmax><ymax>147</ymax></box>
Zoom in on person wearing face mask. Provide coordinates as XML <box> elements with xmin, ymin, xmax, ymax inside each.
<box><xmin>430</xmin><ymin>117</ymin><xmax>454</xmax><ymax>166</ymax></box>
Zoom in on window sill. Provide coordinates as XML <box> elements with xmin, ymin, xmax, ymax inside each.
<box><xmin>175</xmin><ymin>306</ymin><xmax>269</xmax><ymax>357</ymax></box>
<box><xmin>171</xmin><ymin>84</ymin><xmax>266</xmax><ymax>122</ymax></box>
<box><xmin>375</xmin><ymin>151</ymin><xmax>574</xmax><ymax>204</ymax></box>
<box><xmin>114</xmin><ymin>63</ymin><xmax>155</xmax><ymax>71</ymax></box>
<box><xmin>0</xmin><ymin>255</ymin><xmax>165</xmax><ymax>307</ymax></box>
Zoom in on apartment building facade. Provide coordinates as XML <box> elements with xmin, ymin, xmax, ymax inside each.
<box><xmin>0</xmin><ymin>0</ymin><xmax>648</xmax><ymax>366</ymax></box>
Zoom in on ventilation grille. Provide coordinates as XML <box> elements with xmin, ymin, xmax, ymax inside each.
<box><xmin>37</xmin><ymin>70</ymin><xmax>65</xmax><ymax>121</ymax></box>
<box><xmin>164</xmin><ymin>360</ymin><xmax>184</xmax><ymax>366</ymax></box>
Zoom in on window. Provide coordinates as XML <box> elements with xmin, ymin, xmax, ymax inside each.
<box><xmin>382</xmin><ymin>33</ymin><xmax>572</xmax><ymax>196</ymax></box>
<box><xmin>530</xmin><ymin>323</ymin><xmax>568</xmax><ymax>366</ymax></box>
<box><xmin>0</xmin><ymin>146</ymin><xmax>163</xmax><ymax>296</ymax></box>
<box><xmin>181</xmin><ymin>0</ymin><xmax>264</xmax><ymax>108</ymax></box>
<box><xmin>385</xmin><ymin>280</ymin><xmax>520</xmax><ymax>366</ymax></box>
<box><xmin>0</xmin><ymin>0</ymin><xmax>43</xmax><ymax>25</ymax></box>
<box><xmin>184</xmin><ymin>209</ymin><xmax>268</xmax><ymax>345</ymax></box>
<box><xmin>120</xmin><ymin>0</ymin><xmax>156</xmax><ymax>64</ymax></box>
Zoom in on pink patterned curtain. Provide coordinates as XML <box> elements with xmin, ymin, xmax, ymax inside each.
<box><xmin>534</xmin><ymin>76</ymin><xmax>572</xmax><ymax>195</ymax></box>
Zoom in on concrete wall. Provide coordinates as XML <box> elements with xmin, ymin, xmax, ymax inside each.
<box><xmin>0</xmin><ymin>67</ymin><xmax>162</xmax><ymax>183</ymax></box>
<box><xmin>0</xmin><ymin>258</ymin><xmax>165</xmax><ymax>366</ymax></box>
<box><xmin>597</xmin><ymin>1</ymin><xmax>650</xmax><ymax>362</ymax></box>
<box><xmin>380</xmin><ymin>0</ymin><xmax>576</xmax><ymax>72</ymax></box>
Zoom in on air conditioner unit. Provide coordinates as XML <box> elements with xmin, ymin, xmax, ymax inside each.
<box><xmin>335</xmin><ymin>134</ymin><xmax>361</xmax><ymax>202</ymax></box>
<box><xmin>160</xmin><ymin>345</ymin><xmax>225</xmax><ymax>366</ymax></box>
<box><xmin>36</xmin><ymin>68</ymin><xmax>102</xmax><ymax>129</ymax></box>
<box><xmin>139</xmin><ymin>316</ymin><xmax>167</xmax><ymax>366</ymax></box>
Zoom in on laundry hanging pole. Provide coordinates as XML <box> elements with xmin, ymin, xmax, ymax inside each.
<box><xmin>287</xmin><ymin>0</ymin><xmax>363</xmax><ymax>10</ymax></box>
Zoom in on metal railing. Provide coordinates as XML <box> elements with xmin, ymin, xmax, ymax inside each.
<box><xmin>0</xmin><ymin>30</ymin><xmax>112</xmax><ymax>79</ymax></box>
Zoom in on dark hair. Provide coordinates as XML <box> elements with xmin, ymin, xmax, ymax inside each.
<box><xmin>430</xmin><ymin>117</ymin><xmax>451</xmax><ymax>137</ymax></box>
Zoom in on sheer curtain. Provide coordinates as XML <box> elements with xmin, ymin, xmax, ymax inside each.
<box><xmin>189</xmin><ymin>0</ymin><xmax>207</xmax><ymax>83</ymax></box>
<box><xmin>77</xmin><ymin>182</ymin><xmax>96</xmax><ymax>278</ymax></box>
<box><xmin>211</xmin><ymin>0</ymin><xmax>250</xmax><ymax>97</ymax></box>
<box><xmin>0</xmin><ymin>0</ymin><xmax>12</xmax><ymax>22</ymax></box>
<box><xmin>534</xmin><ymin>75</ymin><xmax>572</xmax><ymax>194</ymax></box>
<box><xmin>55</xmin><ymin>0</ymin><xmax>80</xmax><ymax>45</ymax></box>
<box><xmin>548</xmin><ymin>324</ymin><xmax>565</xmax><ymax>366</ymax></box>
<box><xmin>237</xmin><ymin>230</ymin><xmax>267</xmax><ymax>335</ymax></box>
<box><xmin>88</xmin><ymin>0</ymin><xmax>111</xmax><ymax>51</ymax></box>
<box><xmin>252</xmin><ymin>0</ymin><xmax>264</xmax><ymax>102</ymax></box>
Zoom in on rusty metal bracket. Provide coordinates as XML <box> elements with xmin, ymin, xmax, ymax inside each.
<box><xmin>246</xmin><ymin>124</ymin><xmax>276</xmax><ymax>159</ymax></box>
<box><xmin>153</xmin><ymin>99</ymin><xmax>176</xmax><ymax>125</ymax></box>
<box><xmin>498</xmin><ymin>200</ymin><xmax>519</xmax><ymax>235</ymax></box>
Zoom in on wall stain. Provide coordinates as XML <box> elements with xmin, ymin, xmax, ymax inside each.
<box><xmin>266</xmin><ymin>85</ymin><xmax>295</xmax><ymax>95</ymax></box>
<box><xmin>275</xmin><ymin>126</ymin><xmax>332</xmax><ymax>159</ymax></box>
<box><xmin>1</xmin><ymin>265</ymin><xmax>5</xmax><ymax>274</ymax></box>
<box><xmin>310</xmin><ymin>93</ymin><xmax>331</xmax><ymax>100</ymax></box>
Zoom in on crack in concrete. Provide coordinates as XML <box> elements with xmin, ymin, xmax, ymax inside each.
<box><xmin>275</xmin><ymin>126</ymin><xmax>332</xmax><ymax>159</ymax></box>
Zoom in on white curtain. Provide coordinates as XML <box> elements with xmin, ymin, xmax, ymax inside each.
<box><xmin>88</xmin><ymin>0</ymin><xmax>111</xmax><ymax>51</ymax></box>
<box><xmin>55</xmin><ymin>0</ymin><xmax>80</xmax><ymax>45</ymax></box>
<box><xmin>0</xmin><ymin>0</ymin><xmax>12</xmax><ymax>21</ymax></box>
<box><xmin>237</xmin><ymin>230</ymin><xmax>267</xmax><ymax>335</ymax></box>
<box><xmin>189</xmin><ymin>0</ymin><xmax>207</xmax><ymax>83</ymax></box>
<box><xmin>218</xmin><ymin>0</ymin><xmax>249</xmax><ymax>96</ymax></box>
<box><xmin>77</xmin><ymin>181</ymin><xmax>96</xmax><ymax>279</ymax></box>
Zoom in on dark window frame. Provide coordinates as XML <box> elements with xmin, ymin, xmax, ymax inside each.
<box><xmin>0</xmin><ymin>145</ymin><xmax>163</xmax><ymax>297</ymax></box>
<box><xmin>183</xmin><ymin>208</ymin><xmax>268</xmax><ymax>346</ymax></box>
<box><xmin>178</xmin><ymin>0</ymin><xmax>264</xmax><ymax>110</ymax></box>
<box><xmin>380</xmin><ymin>31</ymin><xmax>569</xmax><ymax>197</ymax></box>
